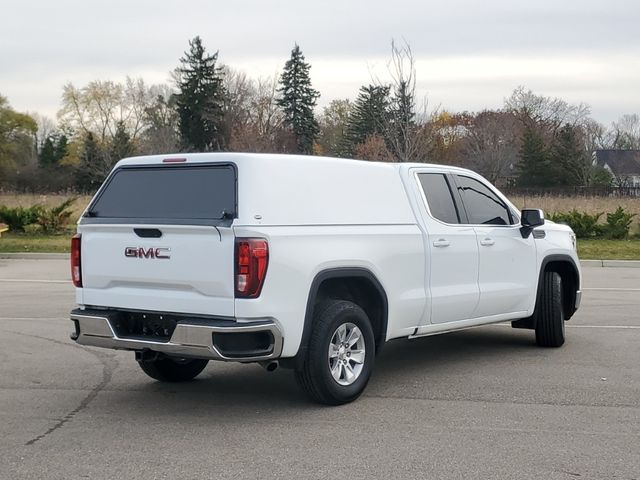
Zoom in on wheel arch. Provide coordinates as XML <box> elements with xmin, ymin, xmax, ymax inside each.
<box><xmin>538</xmin><ymin>254</ymin><xmax>580</xmax><ymax>321</ymax></box>
<box><xmin>283</xmin><ymin>268</ymin><xmax>389</xmax><ymax>369</ymax></box>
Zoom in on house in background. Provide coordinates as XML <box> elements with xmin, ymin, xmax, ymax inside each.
<box><xmin>593</xmin><ymin>150</ymin><xmax>640</xmax><ymax>187</ymax></box>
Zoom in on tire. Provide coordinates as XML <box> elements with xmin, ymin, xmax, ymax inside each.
<box><xmin>137</xmin><ymin>355</ymin><xmax>209</xmax><ymax>382</ymax></box>
<box><xmin>534</xmin><ymin>271</ymin><xmax>565</xmax><ymax>348</ymax></box>
<box><xmin>295</xmin><ymin>300</ymin><xmax>375</xmax><ymax>405</ymax></box>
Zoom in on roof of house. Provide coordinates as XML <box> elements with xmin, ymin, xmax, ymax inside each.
<box><xmin>594</xmin><ymin>150</ymin><xmax>640</xmax><ymax>175</ymax></box>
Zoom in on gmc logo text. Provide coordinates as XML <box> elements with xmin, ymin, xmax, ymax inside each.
<box><xmin>124</xmin><ymin>247</ymin><xmax>171</xmax><ymax>259</ymax></box>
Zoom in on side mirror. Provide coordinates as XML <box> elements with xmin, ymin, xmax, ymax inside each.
<box><xmin>520</xmin><ymin>209</ymin><xmax>545</xmax><ymax>238</ymax></box>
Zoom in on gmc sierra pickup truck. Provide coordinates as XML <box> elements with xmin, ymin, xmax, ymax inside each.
<box><xmin>70</xmin><ymin>153</ymin><xmax>581</xmax><ymax>405</ymax></box>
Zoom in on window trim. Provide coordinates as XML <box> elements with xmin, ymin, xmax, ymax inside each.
<box><xmin>413</xmin><ymin>170</ymin><xmax>468</xmax><ymax>226</ymax></box>
<box><xmin>80</xmin><ymin>162</ymin><xmax>238</xmax><ymax>227</ymax></box>
<box><xmin>451</xmin><ymin>174</ymin><xmax>516</xmax><ymax>227</ymax></box>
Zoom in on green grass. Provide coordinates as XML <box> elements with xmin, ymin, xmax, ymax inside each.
<box><xmin>0</xmin><ymin>233</ymin><xmax>72</xmax><ymax>253</ymax></box>
<box><xmin>577</xmin><ymin>239</ymin><xmax>640</xmax><ymax>260</ymax></box>
<box><xmin>1</xmin><ymin>233</ymin><xmax>639</xmax><ymax>260</ymax></box>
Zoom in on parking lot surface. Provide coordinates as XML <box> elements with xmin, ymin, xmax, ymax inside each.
<box><xmin>1</xmin><ymin>258</ymin><xmax>638</xmax><ymax>479</ymax></box>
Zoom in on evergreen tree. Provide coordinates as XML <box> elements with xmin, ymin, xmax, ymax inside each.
<box><xmin>54</xmin><ymin>134</ymin><xmax>68</xmax><ymax>163</ymax></box>
<box><xmin>277</xmin><ymin>44</ymin><xmax>320</xmax><ymax>154</ymax></box>
<box><xmin>387</xmin><ymin>79</ymin><xmax>416</xmax><ymax>160</ymax></box>
<box><xmin>76</xmin><ymin>132</ymin><xmax>105</xmax><ymax>192</ymax></box>
<box><xmin>551</xmin><ymin>124</ymin><xmax>586</xmax><ymax>186</ymax></box>
<box><xmin>175</xmin><ymin>36</ymin><xmax>226</xmax><ymax>152</ymax></box>
<box><xmin>39</xmin><ymin>136</ymin><xmax>56</xmax><ymax>166</ymax></box>
<box><xmin>517</xmin><ymin>127</ymin><xmax>551</xmax><ymax>187</ymax></box>
<box><xmin>110</xmin><ymin>121</ymin><xmax>134</xmax><ymax>163</ymax></box>
<box><xmin>342</xmin><ymin>85</ymin><xmax>390</xmax><ymax>155</ymax></box>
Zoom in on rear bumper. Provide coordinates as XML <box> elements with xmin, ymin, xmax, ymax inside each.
<box><xmin>70</xmin><ymin>309</ymin><xmax>283</xmax><ymax>362</ymax></box>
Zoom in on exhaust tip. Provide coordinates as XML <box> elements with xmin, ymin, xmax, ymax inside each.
<box><xmin>260</xmin><ymin>360</ymin><xmax>279</xmax><ymax>372</ymax></box>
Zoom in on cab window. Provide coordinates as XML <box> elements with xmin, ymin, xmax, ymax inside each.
<box><xmin>417</xmin><ymin>173</ymin><xmax>460</xmax><ymax>224</ymax></box>
<box><xmin>455</xmin><ymin>175</ymin><xmax>513</xmax><ymax>225</ymax></box>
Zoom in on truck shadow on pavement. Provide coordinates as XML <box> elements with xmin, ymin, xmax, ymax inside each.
<box><xmin>117</xmin><ymin>325</ymin><xmax>539</xmax><ymax>410</ymax></box>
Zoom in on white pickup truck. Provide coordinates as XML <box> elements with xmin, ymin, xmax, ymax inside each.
<box><xmin>70</xmin><ymin>153</ymin><xmax>581</xmax><ymax>405</ymax></box>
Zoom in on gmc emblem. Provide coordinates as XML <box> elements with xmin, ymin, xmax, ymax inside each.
<box><xmin>124</xmin><ymin>247</ymin><xmax>171</xmax><ymax>259</ymax></box>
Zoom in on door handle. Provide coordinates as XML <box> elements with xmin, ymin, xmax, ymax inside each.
<box><xmin>433</xmin><ymin>239</ymin><xmax>450</xmax><ymax>248</ymax></box>
<box><xmin>480</xmin><ymin>238</ymin><xmax>495</xmax><ymax>246</ymax></box>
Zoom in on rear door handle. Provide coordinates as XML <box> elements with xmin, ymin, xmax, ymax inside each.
<box><xmin>480</xmin><ymin>238</ymin><xmax>495</xmax><ymax>246</ymax></box>
<box><xmin>433</xmin><ymin>239</ymin><xmax>450</xmax><ymax>248</ymax></box>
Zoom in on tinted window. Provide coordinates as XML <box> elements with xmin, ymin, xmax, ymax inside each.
<box><xmin>455</xmin><ymin>175</ymin><xmax>512</xmax><ymax>225</ymax></box>
<box><xmin>88</xmin><ymin>165</ymin><xmax>236</xmax><ymax>221</ymax></box>
<box><xmin>418</xmin><ymin>173</ymin><xmax>460</xmax><ymax>224</ymax></box>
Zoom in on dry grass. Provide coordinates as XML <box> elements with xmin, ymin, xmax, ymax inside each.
<box><xmin>0</xmin><ymin>194</ymin><xmax>92</xmax><ymax>222</ymax></box>
<box><xmin>510</xmin><ymin>195</ymin><xmax>640</xmax><ymax>231</ymax></box>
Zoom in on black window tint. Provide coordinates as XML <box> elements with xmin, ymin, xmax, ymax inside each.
<box><xmin>88</xmin><ymin>165</ymin><xmax>236</xmax><ymax>220</ymax></box>
<box><xmin>455</xmin><ymin>175</ymin><xmax>512</xmax><ymax>225</ymax></box>
<box><xmin>418</xmin><ymin>173</ymin><xmax>460</xmax><ymax>224</ymax></box>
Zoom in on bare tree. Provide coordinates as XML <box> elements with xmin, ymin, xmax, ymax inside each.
<box><xmin>505</xmin><ymin>86</ymin><xmax>591</xmax><ymax>136</ymax></box>
<box><xmin>58</xmin><ymin>77</ymin><xmax>155</xmax><ymax>143</ymax></box>
<box><xmin>463</xmin><ymin>110</ymin><xmax>521</xmax><ymax>183</ymax></box>
<box><xmin>610</xmin><ymin>114</ymin><xmax>640</xmax><ymax>149</ymax></box>
<box><xmin>371</xmin><ymin>39</ymin><xmax>429</xmax><ymax>162</ymax></box>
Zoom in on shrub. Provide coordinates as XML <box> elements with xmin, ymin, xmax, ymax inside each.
<box><xmin>0</xmin><ymin>204</ymin><xmax>44</xmax><ymax>232</ymax></box>
<box><xmin>36</xmin><ymin>197</ymin><xmax>77</xmax><ymax>234</ymax></box>
<box><xmin>23</xmin><ymin>223</ymin><xmax>44</xmax><ymax>235</ymax></box>
<box><xmin>548</xmin><ymin>209</ymin><xmax>603</xmax><ymax>238</ymax></box>
<box><xmin>600</xmin><ymin>206</ymin><xmax>636</xmax><ymax>239</ymax></box>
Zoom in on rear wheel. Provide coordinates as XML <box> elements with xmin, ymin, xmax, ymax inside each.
<box><xmin>535</xmin><ymin>271</ymin><xmax>565</xmax><ymax>348</ymax></box>
<box><xmin>137</xmin><ymin>355</ymin><xmax>209</xmax><ymax>382</ymax></box>
<box><xmin>295</xmin><ymin>300</ymin><xmax>375</xmax><ymax>405</ymax></box>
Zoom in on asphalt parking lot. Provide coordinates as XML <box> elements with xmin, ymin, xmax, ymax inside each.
<box><xmin>0</xmin><ymin>258</ymin><xmax>638</xmax><ymax>479</ymax></box>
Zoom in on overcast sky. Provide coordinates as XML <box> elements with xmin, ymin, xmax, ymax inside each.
<box><xmin>1</xmin><ymin>0</ymin><xmax>639</xmax><ymax>124</ymax></box>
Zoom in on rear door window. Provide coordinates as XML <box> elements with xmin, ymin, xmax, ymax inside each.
<box><xmin>417</xmin><ymin>173</ymin><xmax>461</xmax><ymax>224</ymax></box>
<box><xmin>86</xmin><ymin>165</ymin><xmax>236</xmax><ymax>224</ymax></box>
<box><xmin>454</xmin><ymin>175</ymin><xmax>513</xmax><ymax>225</ymax></box>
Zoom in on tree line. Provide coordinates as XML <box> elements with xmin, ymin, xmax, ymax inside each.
<box><xmin>1</xmin><ymin>37</ymin><xmax>639</xmax><ymax>193</ymax></box>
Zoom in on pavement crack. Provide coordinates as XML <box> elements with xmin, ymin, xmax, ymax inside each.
<box><xmin>3</xmin><ymin>330</ymin><xmax>118</xmax><ymax>446</ymax></box>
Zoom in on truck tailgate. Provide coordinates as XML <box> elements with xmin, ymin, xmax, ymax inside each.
<box><xmin>79</xmin><ymin>224</ymin><xmax>235</xmax><ymax>317</ymax></box>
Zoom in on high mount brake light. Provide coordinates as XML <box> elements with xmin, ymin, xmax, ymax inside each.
<box><xmin>71</xmin><ymin>234</ymin><xmax>82</xmax><ymax>287</ymax></box>
<box><xmin>235</xmin><ymin>238</ymin><xmax>269</xmax><ymax>298</ymax></box>
<box><xmin>162</xmin><ymin>158</ymin><xmax>187</xmax><ymax>163</ymax></box>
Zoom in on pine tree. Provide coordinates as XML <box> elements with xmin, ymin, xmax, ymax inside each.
<box><xmin>517</xmin><ymin>127</ymin><xmax>551</xmax><ymax>187</ymax></box>
<box><xmin>387</xmin><ymin>79</ymin><xmax>416</xmax><ymax>161</ymax></box>
<box><xmin>277</xmin><ymin>44</ymin><xmax>320</xmax><ymax>154</ymax></box>
<box><xmin>39</xmin><ymin>136</ymin><xmax>56</xmax><ymax>166</ymax></box>
<box><xmin>110</xmin><ymin>121</ymin><xmax>134</xmax><ymax>163</ymax></box>
<box><xmin>551</xmin><ymin>124</ymin><xmax>586</xmax><ymax>186</ymax></box>
<box><xmin>76</xmin><ymin>132</ymin><xmax>103</xmax><ymax>192</ymax></box>
<box><xmin>54</xmin><ymin>134</ymin><xmax>68</xmax><ymax>163</ymax></box>
<box><xmin>175</xmin><ymin>36</ymin><xmax>226</xmax><ymax>152</ymax></box>
<box><xmin>342</xmin><ymin>85</ymin><xmax>390</xmax><ymax>155</ymax></box>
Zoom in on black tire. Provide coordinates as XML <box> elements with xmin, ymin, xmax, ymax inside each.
<box><xmin>534</xmin><ymin>271</ymin><xmax>565</xmax><ymax>348</ymax></box>
<box><xmin>137</xmin><ymin>355</ymin><xmax>209</xmax><ymax>382</ymax></box>
<box><xmin>295</xmin><ymin>300</ymin><xmax>375</xmax><ymax>405</ymax></box>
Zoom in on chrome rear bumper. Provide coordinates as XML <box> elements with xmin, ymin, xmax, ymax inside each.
<box><xmin>70</xmin><ymin>309</ymin><xmax>283</xmax><ymax>362</ymax></box>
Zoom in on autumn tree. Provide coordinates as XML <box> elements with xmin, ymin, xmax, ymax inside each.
<box><xmin>174</xmin><ymin>36</ymin><xmax>226</xmax><ymax>151</ymax></box>
<box><xmin>0</xmin><ymin>95</ymin><xmax>37</xmax><ymax>180</ymax></box>
<box><xmin>317</xmin><ymin>99</ymin><xmax>352</xmax><ymax>156</ymax></box>
<box><xmin>277</xmin><ymin>44</ymin><xmax>320</xmax><ymax>154</ymax></box>
<box><xmin>58</xmin><ymin>78</ymin><xmax>153</xmax><ymax>143</ymax></box>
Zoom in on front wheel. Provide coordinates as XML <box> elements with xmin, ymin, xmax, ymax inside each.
<box><xmin>535</xmin><ymin>271</ymin><xmax>566</xmax><ymax>348</ymax></box>
<box><xmin>295</xmin><ymin>300</ymin><xmax>375</xmax><ymax>405</ymax></box>
<box><xmin>137</xmin><ymin>355</ymin><xmax>209</xmax><ymax>382</ymax></box>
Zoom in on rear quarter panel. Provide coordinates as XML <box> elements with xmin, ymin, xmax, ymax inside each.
<box><xmin>233</xmin><ymin>224</ymin><xmax>427</xmax><ymax>357</ymax></box>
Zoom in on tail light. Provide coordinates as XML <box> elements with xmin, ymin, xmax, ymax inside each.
<box><xmin>235</xmin><ymin>238</ymin><xmax>268</xmax><ymax>298</ymax></box>
<box><xmin>71</xmin><ymin>234</ymin><xmax>82</xmax><ymax>287</ymax></box>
